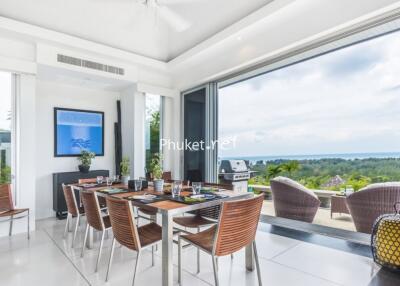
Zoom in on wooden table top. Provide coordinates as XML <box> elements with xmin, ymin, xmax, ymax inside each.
<box><xmin>72</xmin><ymin>183</ymin><xmax>253</xmax><ymax>215</ymax></box>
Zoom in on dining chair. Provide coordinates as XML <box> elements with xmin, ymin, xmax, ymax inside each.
<box><xmin>178</xmin><ymin>195</ymin><xmax>264</xmax><ymax>286</ymax></box>
<box><xmin>78</xmin><ymin>178</ymin><xmax>107</xmax><ymax>209</ymax></box>
<box><xmin>173</xmin><ymin>182</ymin><xmax>234</xmax><ymax>273</ymax></box>
<box><xmin>105</xmin><ymin>196</ymin><xmax>162</xmax><ymax>285</ymax></box>
<box><xmin>62</xmin><ymin>184</ymin><xmax>85</xmax><ymax>248</ymax></box>
<box><xmin>137</xmin><ymin>180</ymin><xmax>190</xmax><ymax>225</ymax></box>
<box><xmin>0</xmin><ymin>184</ymin><xmax>30</xmax><ymax>239</ymax></box>
<box><xmin>80</xmin><ymin>190</ymin><xmax>112</xmax><ymax>272</ymax></box>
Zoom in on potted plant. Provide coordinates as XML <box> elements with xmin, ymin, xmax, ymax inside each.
<box><xmin>77</xmin><ymin>150</ymin><xmax>95</xmax><ymax>173</ymax></box>
<box><xmin>120</xmin><ymin>156</ymin><xmax>131</xmax><ymax>185</ymax></box>
<box><xmin>150</xmin><ymin>153</ymin><xmax>164</xmax><ymax>192</ymax></box>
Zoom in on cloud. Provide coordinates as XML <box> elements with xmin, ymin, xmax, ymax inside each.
<box><xmin>218</xmin><ymin>30</ymin><xmax>400</xmax><ymax>157</ymax></box>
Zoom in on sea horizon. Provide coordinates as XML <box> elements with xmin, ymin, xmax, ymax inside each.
<box><xmin>220</xmin><ymin>151</ymin><xmax>400</xmax><ymax>162</ymax></box>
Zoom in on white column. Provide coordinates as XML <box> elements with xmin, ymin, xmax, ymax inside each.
<box><xmin>120</xmin><ymin>85</ymin><xmax>146</xmax><ymax>179</ymax></box>
<box><xmin>161</xmin><ymin>94</ymin><xmax>181</xmax><ymax>180</ymax></box>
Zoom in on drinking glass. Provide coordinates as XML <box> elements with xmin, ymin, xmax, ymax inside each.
<box><xmin>106</xmin><ymin>177</ymin><xmax>112</xmax><ymax>187</ymax></box>
<box><xmin>134</xmin><ymin>179</ymin><xmax>142</xmax><ymax>192</ymax></box>
<box><xmin>96</xmin><ymin>176</ymin><xmax>104</xmax><ymax>184</ymax></box>
<box><xmin>192</xmin><ymin>182</ymin><xmax>202</xmax><ymax>195</ymax></box>
<box><xmin>113</xmin><ymin>175</ymin><xmax>120</xmax><ymax>182</ymax></box>
<box><xmin>172</xmin><ymin>180</ymin><xmax>182</xmax><ymax>198</ymax></box>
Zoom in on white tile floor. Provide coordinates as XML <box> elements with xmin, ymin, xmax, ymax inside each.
<box><xmin>0</xmin><ymin>217</ymin><xmax>387</xmax><ymax>286</ymax></box>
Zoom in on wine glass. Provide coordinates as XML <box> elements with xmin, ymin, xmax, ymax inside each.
<box><xmin>96</xmin><ymin>176</ymin><xmax>103</xmax><ymax>184</ymax></box>
<box><xmin>172</xmin><ymin>180</ymin><xmax>182</xmax><ymax>198</ymax></box>
<box><xmin>113</xmin><ymin>175</ymin><xmax>120</xmax><ymax>183</ymax></box>
<box><xmin>106</xmin><ymin>177</ymin><xmax>112</xmax><ymax>187</ymax></box>
<box><xmin>134</xmin><ymin>179</ymin><xmax>142</xmax><ymax>192</ymax></box>
<box><xmin>192</xmin><ymin>182</ymin><xmax>202</xmax><ymax>195</ymax></box>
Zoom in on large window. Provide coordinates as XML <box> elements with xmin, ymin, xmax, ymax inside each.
<box><xmin>0</xmin><ymin>71</ymin><xmax>12</xmax><ymax>186</ymax></box>
<box><xmin>218</xmin><ymin>29</ymin><xmax>400</xmax><ymax>231</ymax></box>
<box><xmin>145</xmin><ymin>94</ymin><xmax>161</xmax><ymax>172</ymax></box>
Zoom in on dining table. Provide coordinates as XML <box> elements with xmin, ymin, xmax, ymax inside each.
<box><xmin>72</xmin><ymin>182</ymin><xmax>256</xmax><ymax>286</ymax></box>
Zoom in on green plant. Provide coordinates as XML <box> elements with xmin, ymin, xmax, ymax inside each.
<box><xmin>120</xmin><ymin>157</ymin><xmax>130</xmax><ymax>176</ymax></box>
<box><xmin>150</xmin><ymin>153</ymin><xmax>163</xmax><ymax>179</ymax></box>
<box><xmin>77</xmin><ymin>150</ymin><xmax>95</xmax><ymax>167</ymax></box>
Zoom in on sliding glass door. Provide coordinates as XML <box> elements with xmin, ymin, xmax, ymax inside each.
<box><xmin>183</xmin><ymin>87</ymin><xmax>206</xmax><ymax>182</ymax></box>
<box><xmin>0</xmin><ymin>71</ymin><xmax>15</xmax><ymax>198</ymax></box>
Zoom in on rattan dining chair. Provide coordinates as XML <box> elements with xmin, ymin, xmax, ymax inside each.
<box><xmin>178</xmin><ymin>195</ymin><xmax>264</xmax><ymax>286</ymax></box>
<box><xmin>0</xmin><ymin>184</ymin><xmax>30</xmax><ymax>239</ymax></box>
<box><xmin>105</xmin><ymin>196</ymin><xmax>162</xmax><ymax>285</ymax></box>
<box><xmin>80</xmin><ymin>190</ymin><xmax>112</xmax><ymax>272</ymax></box>
<box><xmin>173</xmin><ymin>182</ymin><xmax>234</xmax><ymax>273</ymax></box>
<box><xmin>62</xmin><ymin>184</ymin><xmax>85</xmax><ymax>248</ymax></box>
<box><xmin>137</xmin><ymin>180</ymin><xmax>190</xmax><ymax>224</ymax></box>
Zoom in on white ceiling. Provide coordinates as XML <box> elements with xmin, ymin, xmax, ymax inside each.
<box><xmin>0</xmin><ymin>0</ymin><xmax>272</xmax><ymax>62</ymax></box>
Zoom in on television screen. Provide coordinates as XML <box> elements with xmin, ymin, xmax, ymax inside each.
<box><xmin>54</xmin><ymin>108</ymin><xmax>104</xmax><ymax>156</ymax></box>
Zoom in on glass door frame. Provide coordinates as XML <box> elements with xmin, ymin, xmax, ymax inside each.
<box><xmin>181</xmin><ymin>83</ymin><xmax>218</xmax><ymax>183</ymax></box>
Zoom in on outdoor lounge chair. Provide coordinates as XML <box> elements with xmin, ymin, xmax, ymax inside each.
<box><xmin>270</xmin><ymin>176</ymin><xmax>321</xmax><ymax>223</ymax></box>
<box><xmin>346</xmin><ymin>182</ymin><xmax>400</xmax><ymax>233</ymax></box>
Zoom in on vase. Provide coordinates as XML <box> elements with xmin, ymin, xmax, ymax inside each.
<box><xmin>153</xmin><ymin>179</ymin><xmax>164</xmax><ymax>192</ymax></box>
<box><xmin>121</xmin><ymin>175</ymin><xmax>130</xmax><ymax>185</ymax></box>
<box><xmin>78</xmin><ymin>165</ymin><xmax>90</xmax><ymax>173</ymax></box>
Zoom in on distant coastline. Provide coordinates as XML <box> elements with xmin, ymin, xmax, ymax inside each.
<box><xmin>221</xmin><ymin>152</ymin><xmax>400</xmax><ymax>163</ymax></box>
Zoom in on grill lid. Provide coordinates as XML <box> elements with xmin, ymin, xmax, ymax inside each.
<box><xmin>219</xmin><ymin>160</ymin><xmax>249</xmax><ymax>173</ymax></box>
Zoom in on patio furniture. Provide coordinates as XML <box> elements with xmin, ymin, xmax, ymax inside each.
<box><xmin>80</xmin><ymin>190</ymin><xmax>112</xmax><ymax>272</ymax></box>
<box><xmin>347</xmin><ymin>182</ymin><xmax>400</xmax><ymax>234</ymax></box>
<box><xmin>105</xmin><ymin>196</ymin><xmax>161</xmax><ymax>285</ymax></box>
<box><xmin>331</xmin><ymin>195</ymin><xmax>350</xmax><ymax>218</ymax></box>
<box><xmin>270</xmin><ymin>177</ymin><xmax>321</xmax><ymax>223</ymax></box>
<box><xmin>62</xmin><ymin>183</ymin><xmax>85</xmax><ymax>247</ymax></box>
<box><xmin>177</xmin><ymin>195</ymin><xmax>264</xmax><ymax>286</ymax></box>
<box><xmin>0</xmin><ymin>184</ymin><xmax>30</xmax><ymax>239</ymax></box>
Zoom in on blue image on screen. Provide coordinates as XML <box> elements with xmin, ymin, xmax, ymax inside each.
<box><xmin>56</xmin><ymin>110</ymin><xmax>103</xmax><ymax>156</ymax></box>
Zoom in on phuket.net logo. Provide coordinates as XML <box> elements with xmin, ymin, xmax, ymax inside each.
<box><xmin>161</xmin><ymin>137</ymin><xmax>237</xmax><ymax>151</ymax></box>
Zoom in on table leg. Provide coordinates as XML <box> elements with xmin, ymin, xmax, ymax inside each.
<box><xmin>86</xmin><ymin>226</ymin><xmax>94</xmax><ymax>249</ymax></box>
<box><xmin>162</xmin><ymin>213</ymin><xmax>173</xmax><ymax>286</ymax></box>
<box><xmin>245</xmin><ymin>242</ymin><xmax>255</xmax><ymax>271</ymax></box>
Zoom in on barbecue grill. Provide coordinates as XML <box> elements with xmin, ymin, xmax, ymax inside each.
<box><xmin>218</xmin><ymin>160</ymin><xmax>255</xmax><ymax>192</ymax></box>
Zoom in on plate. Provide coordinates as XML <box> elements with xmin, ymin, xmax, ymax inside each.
<box><xmin>129</xmin><ymin>194</ymin><xmax>157</xmax><ymax>200</ymax></box>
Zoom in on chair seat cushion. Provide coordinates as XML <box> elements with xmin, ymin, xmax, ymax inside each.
<box><xmin>173</xmin><ymin>215</ymin><xmax>216</xmax><ymax>228</ymax></box>
<box><xmin>138</xmin><ymin>222</ymin><xmax>162</xmax><ymax>247</ymax></box>
<box><xmin>0</xmin><ymin>208</ymin><xmax>29</xmax><ymax>217</ymax></box>
<box><xmin>181</xmin><ymin>225</ymin><xmax>216</xmax><ymax>253</ymax></box>
<box><xmin>138</xmin><ymin>207</ymin><xmax>157</xmax><ymax>216</ymax></box>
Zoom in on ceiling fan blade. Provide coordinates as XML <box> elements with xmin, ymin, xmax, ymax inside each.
<box><xmin>157</xmin><ymin>5</ymin><xmax>191</xmax><ymax>32</ymax></box>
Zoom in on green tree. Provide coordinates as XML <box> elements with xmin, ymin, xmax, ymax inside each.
<box><xmin>281</xmin><ymin>160</ymin><xmax>300</xmax><ymax>175</ymax></box>
<box><xmin>267</xmin><ymin>164</ymin><xmax>282</xmax><ymax>180</ymax></box>
<box><xmin>146</xmin><ymin>111</ymin><xmax>160</xmax><ymax>169</ymax></box>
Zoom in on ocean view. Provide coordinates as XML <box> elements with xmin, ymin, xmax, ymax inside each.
<box><xmin>222</xmin><ymin>152</ymin><xmax>400</xmax><ymax>163</ymax></box>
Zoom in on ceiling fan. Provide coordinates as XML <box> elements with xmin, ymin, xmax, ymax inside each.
<box><xmin>137</xmin><ymin>0</ymin><xmax>197</xmax><ymax>32</ymax></box>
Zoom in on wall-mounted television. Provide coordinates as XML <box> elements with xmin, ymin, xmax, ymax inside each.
<box><xmin>54</xmin><ymin>108</ymin><xmax>104</xmax><ymax>157</ymax></box>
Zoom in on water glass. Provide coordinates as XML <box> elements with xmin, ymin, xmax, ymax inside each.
<box><xmin>113</xmin><ymin>175</ymin><xmax>120</xmax><ymax>182</ymax></box>
<box><xmin>192</xmin><ymin>182</ymin><xmax>202</xmax><ymax>195</ymax></box>
<box><xmin>106</xmin><ymin>177</ymin><xmax>112</xmax><ymax>187</ymax></box>
<box><xmin>96</xmin><ymin>176</ymin><xmax>104</xmax><ymax>184</ymax></box>
<box><xmin>134</xmin><ymin>179</ymin><xmax>142</xmax><ymax>192</ymax></box>
<box><xmin>172</xmin><ymin>180</ymin><xmax>182</xmax><ymax>198</ymax></box>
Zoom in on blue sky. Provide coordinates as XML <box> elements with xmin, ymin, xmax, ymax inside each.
<box><xmin>219</xmin><ymin>30</ymin><xmax>400</xmax><ymax>158</ymax></box>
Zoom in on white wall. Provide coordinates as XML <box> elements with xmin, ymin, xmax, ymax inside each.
<box><xmin>35</xmin><ymin>80</ymin><xmax>120</xmax><ymax>219</ymax></box>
